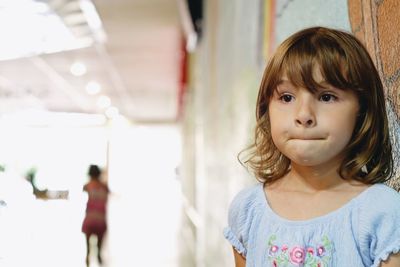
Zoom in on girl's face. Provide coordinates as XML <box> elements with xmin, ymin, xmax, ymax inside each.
<box><xmin>268</xmin><ymin>68</ymin><xmax>359</xmax><ymax>169</ymax></box>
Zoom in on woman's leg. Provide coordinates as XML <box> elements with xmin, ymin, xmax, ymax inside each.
<box><xmin>85</xmin><ymin>234</ymin><xmax>91</xmax><ymax>267</ymax></box>
<box><xmin>97</xmin><ymin>233</ymin><xmax>104</xmax><ymax>265</ymax></box>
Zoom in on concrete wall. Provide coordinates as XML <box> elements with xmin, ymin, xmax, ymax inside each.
<box><xmin>179</xmin><ymin>1</ymin><xmax>263</xmax><ymax>266</ymax></box>
<box><xmin>274</xmin><ymin>0</ymin><xmax>350</xmax><ymax>44</ymax></box>
<box><xmin>179</xmin><ymin>0</ymin><xmax>400</xmax><ymax>266</ymax></box>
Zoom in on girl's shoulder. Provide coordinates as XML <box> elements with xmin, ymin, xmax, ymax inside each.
<box><xmin>227</xmin><ymin>183</ymin><xmax>265</xmax><ymax>224</ymax></box>
<box><xmin>356</xmin><ymin>183</ymin><xmax>400</xmax><ymax>227</ymax></box>
<box><xmin>357</xmin><ymin>183</ymin><xmax>400</xmax><ymax>209</ymax></box>
<box><xmin>224</xmin><ymin>183</ymin><xmax>265</xmax><ymax>256</ymax></box>
<box><xmin>229</xmin><ymin>183</ymin><xmax>263</xmax><ymax>209</ymax></box>
<box><xmin>356</xmin><ymin>184</ymin><xmax>400</xmax><ymax>266</ymax></box>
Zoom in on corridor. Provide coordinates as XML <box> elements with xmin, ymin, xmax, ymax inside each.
<box><xmin>0</xmin><ymin>125</ymin><xmax>183</xmax><ymax>267</ymax></box>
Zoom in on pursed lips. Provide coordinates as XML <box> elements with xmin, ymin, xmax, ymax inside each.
<box><xmin>289</xmin><ymin>136</ymin><xmax>325</xmax><ymax>140</ymax></box>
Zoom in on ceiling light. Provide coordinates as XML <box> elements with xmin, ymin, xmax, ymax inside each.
<box><xmin>70</xmin><ymin>61</ymin><xmax>87</xmax><ymax>76</ymax></box>
<box><xmin>105</xmin><ymin>106</ymin><xmax>119</xmax><ymax>119</ymax></box>
<box><xmin>85</xmin><ymin>81</ymin><xmax>101</xmax><ymax>95</ymax></box>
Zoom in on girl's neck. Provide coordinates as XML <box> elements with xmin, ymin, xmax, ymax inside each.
<box><xmin>280</xmin><ymin>162</ymin><xmax>350</xmax><ymax>193</ymax></box>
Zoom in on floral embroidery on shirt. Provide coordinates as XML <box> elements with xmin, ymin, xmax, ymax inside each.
<box><xmin>267</xmin><ymin>234</ymin><xmax>333</xmax><ymax>266</ymax></box>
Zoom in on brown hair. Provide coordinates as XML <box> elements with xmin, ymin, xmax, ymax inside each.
<box><xmin>241</xmin><ymin>26</ymin><xmax>393</xmax><ymax>185</ymax></box>
<box><xmin>88</xmin><ymin>164</ymin><xmax>101</xmax><ymax>180</ymax></box>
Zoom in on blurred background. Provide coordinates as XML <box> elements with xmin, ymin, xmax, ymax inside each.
<box><xmin>0</xmin><ymin>0</ymin><xmax>398</xmax><ymax>267</ymax></box>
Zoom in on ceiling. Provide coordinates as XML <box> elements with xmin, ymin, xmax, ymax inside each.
<box><xmin>0</xmin><ymin>0</ymin><xmax>186</xmax><ymax>124</ymax></box>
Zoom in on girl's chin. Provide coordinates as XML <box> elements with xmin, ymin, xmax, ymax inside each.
<box><xmin>288</xmin><ymin>154</ymin><xmax>327</xmax><ymax>167</ymax></box>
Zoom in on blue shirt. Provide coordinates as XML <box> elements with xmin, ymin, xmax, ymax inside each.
<box><xmin>224</xmin><ymin>183</ymin><xmax>400</xmax><ymax>267</ymax></box>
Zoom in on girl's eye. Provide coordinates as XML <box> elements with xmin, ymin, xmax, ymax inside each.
<box><xmin>319</xmin><ymin>93</ymin><xmax>337</xmax><ymax>102</ymax></box>
<box><xmin>279</xmin><ymin>94</ymin><xmax>294</xmax><ymax>103</ymax></box>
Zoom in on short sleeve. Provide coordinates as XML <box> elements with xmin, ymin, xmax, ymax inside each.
<box><xmin>223</xmin><ymin>185</ymin><xmax>259</xmax><ymax>257</ymax></box>
<box><xmin>358</xmin><ymin>184</ymin><xmax>400</xmax><ymax>267</ymax></box>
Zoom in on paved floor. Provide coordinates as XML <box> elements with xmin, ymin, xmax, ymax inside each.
<box><xmin>0</xmin><ymin>174</ymin><xmax>183</xmax><ymax>267</ymax></box>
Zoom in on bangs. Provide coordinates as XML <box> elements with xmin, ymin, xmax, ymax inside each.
<box><xmin>279</xmin><ymin>35</ymin><xmax>356</xmax><ymax>92</ymax></box>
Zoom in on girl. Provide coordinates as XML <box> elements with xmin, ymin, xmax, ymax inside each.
<box><xmin>82</xmin><ymin>165</ymin><xmax>109</xmax><ymax>266</ymax></box>
<box><xmin>224</xmin><ymin>27</ymin><xmax>400</xmax><ymax>267</ymax></box>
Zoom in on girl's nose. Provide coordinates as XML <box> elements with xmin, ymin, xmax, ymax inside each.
<box><xmin>295</xmin><ymin>99</ymin><xmax>316</xmax><ymax>127</ymax></box>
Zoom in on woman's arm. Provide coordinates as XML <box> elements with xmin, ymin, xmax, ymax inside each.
<box><xmin>380</xmin><ymin>253</ymin><xmax>400</xmax><ymax>267</ymax></box>
<box><xmin>233</xmin><ymin>247</ymin><xmax>246</xmax><ymax>267</ymax></box>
